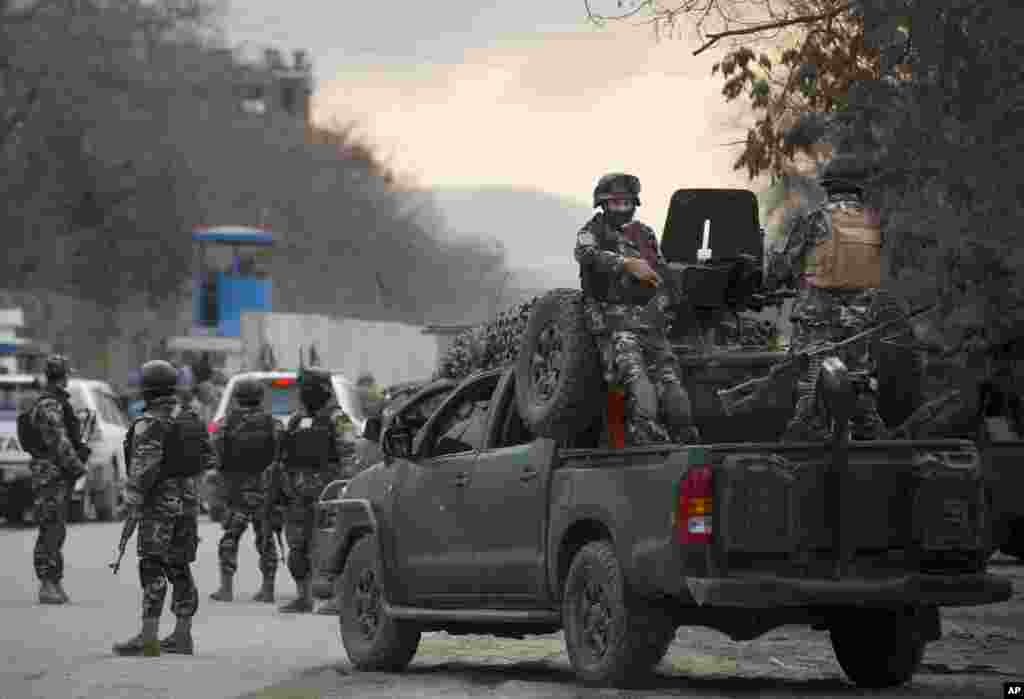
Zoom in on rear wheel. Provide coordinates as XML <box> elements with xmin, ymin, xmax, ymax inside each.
<box><xmin>562</xmin><ymin>540</ymin><xmax>675</xmax><ymax>687</ymax></box>
<box><xmin>339</xmin><ymin>534</ymin><xmax>421</xmax><ymax>671</ymax></box>
<box><xmin>830</xmin><ymin>608</ymin><xmax>926</xmax><ymax>688</ymax></box>
<box><xmin>1001</xmin><ymin>518</ymin><xmax>1024</xmax><ymax>561</ymax></box>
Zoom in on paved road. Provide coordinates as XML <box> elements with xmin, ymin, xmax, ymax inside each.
<box><xmin>1</xmin><ymin>518</ymin><xmax>1021</xmax><ymax>699</ymax></box>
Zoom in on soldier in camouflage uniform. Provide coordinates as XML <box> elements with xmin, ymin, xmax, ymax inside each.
<box><xmin>25</xmin><ymin>355</ymin><xmax>88</xmax><ymax>605</ymax></box>
<box><xmin>265</xmin><ymin>366</ymin><xmax>356</xmax><ymax>613</ymax></box>
<box><xmin>113</xmin><ymin>360</ymin><xmax>217</xmax><ymax>657</ymax></box>
<box><xmin>575</xmin><ymin>173</ymin><xmax>700</xmax><ymax>445</ymax></box>
<box><xmin>769</xmin><ymin>155</ymin><xmax>887</xmax><ymax>441</ymax></box>
<box><xmin>209</xmin><ymin>378</ymin><xmax>280</xmax><ymax>604</ymax></box>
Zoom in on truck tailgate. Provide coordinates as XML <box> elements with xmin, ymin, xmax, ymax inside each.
<box><xmin>711</xmin><ymin>440</ymin><xmax>987</xmax><ymax>578</ymax></box>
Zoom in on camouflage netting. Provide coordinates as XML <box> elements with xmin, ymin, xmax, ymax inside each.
<box><xmin>435</xmin><ymin>298</ymin><xmax>538</xmax><ymax>382</ymax></box>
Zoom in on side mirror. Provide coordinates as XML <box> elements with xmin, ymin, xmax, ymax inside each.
<box><xmin>380</xmin><ymin>425</ymin><xmax>412</xmax><ymax>460</ymax></box>
<box><xmin>362</xmin><ymin>416</ymin><xmax>382</xmax><ymax>442</ymax></box>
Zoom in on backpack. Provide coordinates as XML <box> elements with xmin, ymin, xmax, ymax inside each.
<box><xmin>222</xmin><ymin>411</ymin><xmax>277</xmax><ymax>474</ymax></box>
<box><xmin>284</xmin><ymin>412</ymin><xmax>338</xmax><ymax>471</ymax></box>
<box><xmin>123</xmin><ymin>405</ymin><xmax>208</xmax><ymax>478</ymax></box>
<box><xmin>17</xmin><ymin>396</ymin><xmax>80</xmax><ymax>459</ymax></box>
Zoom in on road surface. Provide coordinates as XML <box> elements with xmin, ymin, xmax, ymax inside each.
<box><xmin>1</xmin><ymin>518</ymin><xmax>1021</xmax><ymax>699</ymax></box>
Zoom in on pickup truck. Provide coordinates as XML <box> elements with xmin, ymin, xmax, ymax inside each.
<box><xmin>316</xmin><ymin>364</ymin><xmax>1013</xmax><ymax>689</ymax></box>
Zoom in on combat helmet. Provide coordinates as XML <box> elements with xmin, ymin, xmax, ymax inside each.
<box><xmin>44</xmin><ymin>355</ymin><xmax>72</xmax><ymax>384</ymax></box>
<box><xmin>593</xmin><ymin>173</ymin><xmax>641</xmax><ymax>208</ymax></box>
<box><xmin>298</xmin><ymin>366</ymin><xmax>332</xmax><ymax>409</ymax></box>
<box><xmin>140</xmin><ymin>360</ymin><xmax>179</xmax><ymax>399</ymax></box>
<box><xmin>819</xmin><ymin>153</ymin><xmax>876</xmax><ymax>194</ymax></box>
<box><xmin>234</xmin><ymin>377</ymin><xmax>265</xmax><ymax>406</ymax></box>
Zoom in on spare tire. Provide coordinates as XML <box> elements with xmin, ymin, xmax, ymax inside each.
<box><xmin>515</xmin><ymin>289</ymin><xmax>603</xmax><ymax>441</ymax></box>
<box><xmin>870</xmin><ymin>289</ymin><xmax>922</xmax><ymax>428</ymax></box>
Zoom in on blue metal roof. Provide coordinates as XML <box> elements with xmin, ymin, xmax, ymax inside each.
<box><xmin>192</xmin><ymin>226</ymin><xmax>275</xmax><ymax>246</ymax></box>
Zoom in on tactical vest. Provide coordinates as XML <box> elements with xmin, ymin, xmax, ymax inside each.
<box><xmin>17</xmin><ymin>395</ymin><xmax>81</xmax><ymax>459</ymax></box>
<box><xmin>222</xmin><ymin>411</ymin><xmax>277</xmax><ymax>474</ymax></box>
<box><xmin>284</xmin><ymin>413</ymin><xmax>337</xmax><ymax>471</ymax></box>
<box><xmin>124</xmin><ymin>405</ymin><xmax>207</xmax><ymax>478</ymax></box>
<box><xmin>579</xmin><ymin>220</ymin><xmax>660</xmax><ymax>306</ymax></box>
<box><xmin>806</xmin><ymin>207</ymin><xmax>882</xmax><ymax>290</ymax></box>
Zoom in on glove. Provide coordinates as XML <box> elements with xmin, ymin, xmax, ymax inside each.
<box><xmin>623</xmin><ymin>257</ymin><xmax>661</xmax><ymax>288</ymax></box>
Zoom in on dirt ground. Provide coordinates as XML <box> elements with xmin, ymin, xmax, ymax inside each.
<box><xmin>241</xmin><ymin>554</ymin><xmax>1023</xmax><ymax>699</ymax></box>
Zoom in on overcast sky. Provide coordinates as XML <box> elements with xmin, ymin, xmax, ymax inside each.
<box><xmin>223</xmin><ymin>1</ymin><xmax>764</xmax><ymax>269</ymax></box>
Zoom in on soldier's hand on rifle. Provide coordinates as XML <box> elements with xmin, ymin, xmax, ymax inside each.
<box><xmin>623</xmin><ymin>257</ymin><xmax>661</xmax><ymax>288</ymax></box>
<box><xmin>76</xmin><ymin>445</ymin><xmax>92</xmax><ymax>463</ymax></box>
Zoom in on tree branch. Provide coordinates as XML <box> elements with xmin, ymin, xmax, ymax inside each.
<box><xmin>692</xmin><ymin>2</ymin><xmax>853</xmax><ymax>56</ymax></box>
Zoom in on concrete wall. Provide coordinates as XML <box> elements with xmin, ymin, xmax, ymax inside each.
<box><xmin>240</xmin><ymin>312</ymin><xmax>438</xmax><ymax>386</ymax></box>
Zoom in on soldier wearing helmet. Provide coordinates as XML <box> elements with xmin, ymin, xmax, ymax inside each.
<box><xmin>114</xmin><ymin>360</ymin><xmax>217</xmax><ymax>657</ymax></box>
<box><xmin>21</xmin><ymin>355</ymin><xmax>87</xmax><ymax>605</ymax></box>
<box><xmin>574</xmin><ymin>173</ymin><xmax>700</xmax><ymax>445</ymax></box>
<box><xmin>264</xmin><ymin>365</ymin><xmax>356</xmax><ymax>613</ymax></box>
<box><xmin>768</xmin><ymin>153</ymin><xmax>888</xmax><ymax>441</ymax></box>
<box><xmin>208</xmin><ymin>377</ymin><xmax>281</xmax><ymax>606</ymax></box>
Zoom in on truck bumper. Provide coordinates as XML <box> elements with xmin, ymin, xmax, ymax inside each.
<box><xmin>684</xmin><ymin>572</ymin><xmax>1013</xmax><ymax>608</ymax></box>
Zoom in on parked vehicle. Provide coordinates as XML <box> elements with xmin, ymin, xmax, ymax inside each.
<box><xmin>317</xmin><ymin>364</ymin><xmax>1012</xmax><ymax>689</ymax></box>
<box><xmin>0</xmin><ymin>375</ymin><xmax>42</xmax><ymax>524</ymax></box>
<box><xmin>202</xmin><ymin>370</ymin><xmax>366</xmax><ymax>522</ymax></box>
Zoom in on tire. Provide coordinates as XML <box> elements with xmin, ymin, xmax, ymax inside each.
<box><xmin>1000</xmin><ymin>518</ymin><xmax>1024</xmax><ymax>561</ymax></box>
<box><xmin>68</xmin><ymin>499</ymin><xmax>85</xmax><ymax>524</ymax></box>
<box><xmin>562</xmin><ymin>540</ymin><xmax>675</xmax><ymax>688</ymax></box>
<box><xmin>339</xmin><ymin>534</ymin><xmax>421</xmax><ymax>671</ymax></box>
<box><xmin>4</xmin><ymin>504</ymin><xmax>26</xmax><ymax>526</ymax></box>
<box><xmin>515</xmin><ymin>289</ymin><xmax>603</xmax><ymax>442</ymax></box>
<box><xmin>870</xmin><ymin>289</ymin><xmax>922</xmax><ymax>429</ymax></box>
<box><xmin>830</xmin><ymin>609</ymin><xmax>926</xmax><ymax>688</ymax></box>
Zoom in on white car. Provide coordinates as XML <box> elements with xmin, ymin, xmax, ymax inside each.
<box><xmin>203</xmin><ymin>371</ymin><xmax>366</xmax><ymax>521</ymax></box>
<box><xmin>0</xmin><ymin>375</ymin><xmax>127</xmax><ymax>523</ymax></box>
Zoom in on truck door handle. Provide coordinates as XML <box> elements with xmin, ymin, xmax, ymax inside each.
<box><xmin>453</xmin><ymin>473</ymin><xmax>471</xmax><ymax>487</ymax></box>
<box><xmin>519</xmin><ymin>467</ymin><xmax>538</xmax><ymax>483</ymax></box>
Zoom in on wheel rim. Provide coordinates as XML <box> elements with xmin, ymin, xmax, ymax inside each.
<box><xmin>353</xmin><ymin>568</ymin><xmax>382</xmax><ymax>640</ymax></box>
<box><xmin>530</xmin><ymin>323</ymin><xmax>565</xmax><ymax>403</ymax></box>
<box><xmin>578</xmin><ymin>579</ymin><xmax>612</xmax><ymax>661</ymax></box>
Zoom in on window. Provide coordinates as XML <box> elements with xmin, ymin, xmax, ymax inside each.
<box><xmin>96</xmin><ymin>391</ymin><xmax>127</xmax><ymax>427</ymax></box>
<box><xmin>424</xmin><ymin>375</ymin><xmax>499</xmax><ymax>457</ymax></box>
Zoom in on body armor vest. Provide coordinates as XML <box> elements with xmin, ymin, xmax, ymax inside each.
<box><xmin>805</xmin><ymin>206</ymin><xmax>882</xmax><ymax>290</ymax></box>
<box><xmin>580</xmin><ymin>220</ymin><xmax>661</xmax><ymax>306</ymax></box>
<box><xmin>124</xmin><ymin>406</ymin><xmax>207</xmax><ymax>478</ymax></box>
<box><xmin>222</xmin><ymin>411</ymin><xmax>277</xmax><ymax>474</ymax></box>
<box><xmin>284</xmin><ymin>413</ymin><xmax>337</xmax><ymax>471</ymax></box>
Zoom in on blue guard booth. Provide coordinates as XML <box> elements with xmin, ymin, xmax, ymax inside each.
<box><xmin>191</xmin><ymin>226</ymin><xmax>275</xmax><ymax>338</ymax></box>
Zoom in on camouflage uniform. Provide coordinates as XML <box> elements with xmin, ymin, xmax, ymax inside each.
<box><xmin>266</xmin><ymin>404</ymin><xmax>355</xmax><ymax>611</ymax></box>
<box><xmin>575</xmin><ymin>212</ymin><xmax>698</xmax><ymax>444</ymax></box>
<box><xmin>29</xmin><ymin>387</ymin><xmax>86</xmax><ymax>594</ymax></box>
<box><xmin>773</xmin><ymin>193</ymin><xmax>886</xmax><ymax>440</ymax></box>
<box><xmin>123</xmin><ymin>395</ymin><xmax>216</xmax><ymax>622</ymax></box>
<box><xmin>210</xmin><ymin>407</ymin><xmax>280</xmax><ymax>582</ymax></box>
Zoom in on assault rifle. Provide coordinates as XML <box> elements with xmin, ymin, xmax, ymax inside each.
<box><xmin>717</xmin><ymin>303</ymin><xmax>938</xmax><ymax>416</ymax></box>
<box><xmin>109</xmin><ymin>511</ymin><xmax>138</xmax><ymax>574</ymax></box>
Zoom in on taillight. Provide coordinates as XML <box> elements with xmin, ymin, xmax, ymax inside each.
<box><xmin>607</xmin><ymin>387</ymin><xmax>626</xmax><ymax>449</ymax></box>
<box><xmin>676</xmin><ymin>449</ymin><xmax>713</xmax><ymax>544</ymax></box>
<box><xmin>208</xmin><ymin>418</ymin><xmax>222</xmax><ymax>435</ymax></box>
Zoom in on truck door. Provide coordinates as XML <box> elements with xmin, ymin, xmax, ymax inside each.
<box><xmin>391</xmin><ymin>372</ymin><xmax>500</xmax><ymax>603</ymax></box>
<box><xmin>466</xmin><ymin>372</ymin><xmax>551</xmax><ymax>601</ymax></box>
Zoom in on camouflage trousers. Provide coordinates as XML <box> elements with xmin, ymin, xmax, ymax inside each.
<box><xmin>283</xmin><ymin>499</ymin><xmax>317</xmax><ymax>582</ymax></box>
<box><xmin>217</xmin><ymin>504</ymin><xmax>278</xmax><ymax>577</ymax></box>
<box><xmin>785</xmin><ymin>287</ymin><xmax>885</xmax><ymax>440</ymax></box>
<box><xmin>597</xmin><ymin>329</ymin><xmax>697</xmax><ymax>445</ymax></box>
<box><xmin>33</xmin><ymin>497</ymin><xmax>66</xmax><ymax>583</ymax></box>
<box><xmin>137</xmin><ymin>514</ymin><xmax>199</xmax><ymax>619</ymax></box>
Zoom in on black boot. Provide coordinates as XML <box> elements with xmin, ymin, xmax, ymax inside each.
<box><xmin>251</xmin><ymin>574</ymin><xmax>275</xmax><ymax>603</ymax></box>
<box><xmin>37</xmin><ymin>580</ymin><xmax>64</xmax><ymax>605</ymax></box>
<box><xmin>113</xmin><ymin>618</ymin><xmax>161</xmax><ymax>657</ymax></box>
<box><xmin>209</xmin><ymin>571</ymin><xmax>233</xmax><ymax>602</ymax></box>
<box><xmin>159</xmin><ymin>616</ymin><xmax>194</xmax><ymax>655</ymax></box>
<box><xmin>278</xmin><ymin>578</ymin><xmax>313</xmax><ymax>613</ymax></box>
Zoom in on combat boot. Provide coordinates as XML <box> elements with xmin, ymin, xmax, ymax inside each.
<box><xmin>113</xmin><ymin>617</ymin><xmax>161</xmax><ymax>657</ymax></box>
<box><xmin>251</xmin><ymin>574</ymin><xmax>275</xmax><ymax>603</ymax></box>
<box><xmin>159</xmin><ymin>616</ymin><xmax>194</xmax><ymax>655</ymax></box>
<box><xmin>278</xmin><ymin>578</ymin><xmax>313</xmax><ymax>613</ymax></box>
<box><xmin>54</xmin><ymin>580</ymin><xmax>70</xmax><ymax>604</ymax></box>
<box><xmin>315</xmin><ymin>595</ymin><xmax>340</xmax><ymax>616</ymax></box>
<box><xmin>38</xmin><ymin>580</ymin><xmax>64</xmax><ymax>605</ymax></box>
<box><xmin>209</xmin><ymin>571</ymin><xmax>233</xmax><ymax>602</ymax></box>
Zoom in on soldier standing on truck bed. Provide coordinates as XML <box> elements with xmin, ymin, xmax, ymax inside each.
<box><xmin>20</xmin><ymin>355</ymin><xmax>88</xmax><ymax>605</ymax></box>
<box><xmin>113</xmin><ymin>360</ymin><xmax>216</xmax><ymax>657</ymax></box>
<box><xmin>208</xmin><ymin>378</ymin><xmax>280</xmax><ymax>604</ymax></box>
<box><xmin>574</xmin><ymin>172</ymin><xmax>700</xmax><ymax>446</ymax></box>
<box><xmin>264</xmin><ymin>366</ymin><xmax>355</xmax><ymax>613</ymax></box>
<box><xmin>767</xmin><ymin>154</ymin><xmax>888</xmax><ymax>441</ymax></box>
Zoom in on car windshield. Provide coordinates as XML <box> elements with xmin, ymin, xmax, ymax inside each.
<box><xmin>0</xmin><ymin>380</ymin><xmax>42</xmax><ymax>419</ymax></box>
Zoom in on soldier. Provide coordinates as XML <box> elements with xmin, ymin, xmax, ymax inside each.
<box><xmin>208</xmin><ymin>378</ymin><xmax>280</xmax><ymax>603</ymax></box>
<box><xmin>768</xmin><ymin>154</ymin><xmax>888</xmax><ymax>441</ymax></box>
<box><xmin>265</xmin><ymin>367</ymin><xmax>355</xmax><ymax>613</ymax></box>
<box><xmin>113</xmin><ymin>360</ymin><xmax>216</xmax><ymax>657</ymax></box>
<box><xmin>575</xmin><ymin>172</ymin><xmax>700</xmax><ymax>445</ymax></box>
<box><xmin>21</xmin><ymin>355</ymin><xmax>88</xmax><ymax>605</ymax></box>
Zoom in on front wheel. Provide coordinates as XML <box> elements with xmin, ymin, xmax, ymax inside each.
<box><xmin>830</xmin><ymin>609</ymin><xmax>926</xmax><ymax>688</ymax></box>
<box><xmin>562</xmin><ymin>540</ymin><xmax>674</xmax><ymax>687</ymax></box>
<box><xmin>339</xmin><ymin>534</ymin><xmax>421</xmax><ymax>671</ymax></box>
